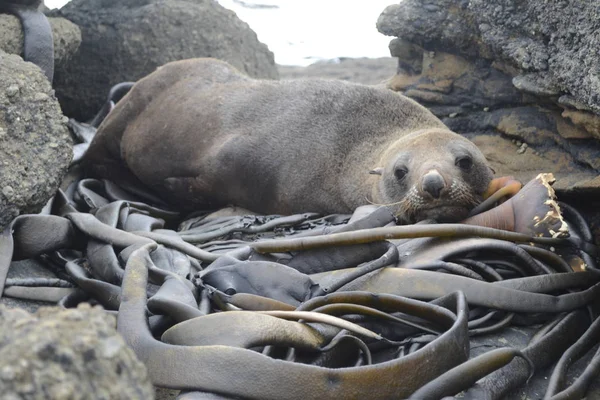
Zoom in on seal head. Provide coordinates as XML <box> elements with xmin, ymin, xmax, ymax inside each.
<box><xmin>371</xmin><ymin>129</ymin><xmax>493</xmax><ymax>223</ymax></box>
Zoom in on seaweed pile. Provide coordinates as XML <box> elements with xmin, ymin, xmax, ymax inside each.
<box><xmin>1</xmin><ymin>165</ymin><xmax>599</xmax><ymax>399</ymax></box>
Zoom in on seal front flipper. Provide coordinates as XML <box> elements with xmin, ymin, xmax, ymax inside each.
<box><xmin>0</xmin><ymin>1</ymin><xmax>54</xmax><ymax>82</ymax></box>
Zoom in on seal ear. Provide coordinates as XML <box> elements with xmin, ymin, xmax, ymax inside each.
<box><xmin>369</xmin><ymin>167</ymin><xmax>383</xmax><ymax>176</ymax></box>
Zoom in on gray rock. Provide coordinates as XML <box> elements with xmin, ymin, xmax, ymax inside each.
<box><xmin>6</xmin><ymin>0</ymin><xmax>42</xmax><ymax>6</ymax></box>
<box><xmin>0</xmin><ymin>304</ymin><xmax>155</xmax><ymax>399</ymax></box>
<box><xmin>51</xmin><ymin>0</ymin><xmax>278</xmax><ymax>121</ymax></box>
<box><xmin>0</xmin><ymin>51</ymin><xmax>72</xmax><ymax>230</ymax></box>
<box><xmin>377</xmin><ymin>0</ymin><xmax>600</xmax><ymax>114</ymax></box>
<box><xmin>0</xmin><ymin>14</ymin><xmax>81</xmax><ymax>69</ymax></box>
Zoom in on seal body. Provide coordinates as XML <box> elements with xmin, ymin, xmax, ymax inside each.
<box><xmin>84</xmin><ymin>58</ymin><xmax>493</xmax><ymax>223</ymax></box>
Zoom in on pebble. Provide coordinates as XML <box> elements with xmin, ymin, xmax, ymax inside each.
<box><xmin>0</xmin><ymin>366</ymin><xmax>15</xmax><ymax>381</ymax></box>
<box><xmin>6</xmin><ymin>84</ymin><xmax>19</xmax><ymax>97</ymax></box>
<box><xmin>2</xmin><ymin>185</ymin><xmax>14</xmax><ymax>198</ymax></box>
<box><xmin>517</xmin><ymin>142</ymin><xmax>528</xmax><ymax>154</ymax></box>
<box><xmin>33</xmin><ymin>92</ymin><xmax>49</xmax><ymax>102</ymax></box>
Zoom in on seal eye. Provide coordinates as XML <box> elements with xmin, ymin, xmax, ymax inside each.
<box><xmin>394</xmin><ymin>167</ymin><xmax>408</xmax><ymax>181</ymax></box>
<box><xmin>456</xmin><ymin>156</ymin><xmax>473</xmax><ymax>171</ymax></box>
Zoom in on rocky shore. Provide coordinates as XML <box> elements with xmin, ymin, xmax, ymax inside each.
<box><xmin>1</xmin><ymin>0</ymin><xmax>600</xmax><ymax>399</ymax></box>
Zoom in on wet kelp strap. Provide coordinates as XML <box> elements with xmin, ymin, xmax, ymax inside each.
<box><xmin>0</xmin><ymin>3</ymin><xmax>54</xmax><ymax>81</ymax></box>
<box><xmin>118</xmin><ymin>244</ymin><xmax>470</xmax><ymax>399</ymax></box>
<box><xmin>251</xmin><ymin>224</ymin><xmax>566</xmax><ymax>253</ymax></box>
<box><xmin>545</xmin><ymin>313</ymin><xmax>600</xmax><ymax>399</ymax></box>
<box><xmin>313</xmin><ymin>268</ymin><xmax>600</xmax><ymax>313</ymax></box>
<box><xmin>408</xmin><ymin>348</ymin><xmax>533</xmax><ymax>399</ymax></box>
<box><xmin>460</xmin><ymin>310</ymin><xmax>590</xmax><ymax>400</ymax></box>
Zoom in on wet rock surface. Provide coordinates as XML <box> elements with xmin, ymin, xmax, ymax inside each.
<box><xmin>0</xmin><ymin>304</ymin><xmax>154</xmax><ymax>399</ymax></box>
<box><xmin>376</xmin><ymin>0</ymin><xmax>600</xmax><ymax>195</ymax></box>
<box><xmin>0</xmin><ymin>51</ymin><xmax>72</xmax><ymax>230</ymax></box>
<box><xmin>51</xmin><ymin>0</ymin><xmax>279</xmax><ymax>121</ymax></box>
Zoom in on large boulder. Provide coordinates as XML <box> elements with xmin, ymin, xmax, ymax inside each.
<box><xmin>0</xmin><ymin>304</ymin><xmax>154</xmax><ymax>399</ymax></box>
<box><xmin>0</xmin><ymin>51</ymin><xmax>72</xmax><ymax>230</ymax></box>
<box><xmin>376</xmin><ymin>0</ymin><xmax>600</xmax><ymax>194</ymax></box>
<box><xmin>51</xmin><ymin>0</ymin><xmax>279</xmax><ymax>121</ymax></box>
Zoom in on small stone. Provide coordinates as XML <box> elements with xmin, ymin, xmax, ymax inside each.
<box><xmin>449</xmin><ymin>112</ymin><xmax>458</xmax><ymax>118</ymax></box>
<box><xmin>2</xmin><ymin>186</ymin><xmax>14</xmax><ymax>198</ymax></box>
<box><xmin>517</xmin><ymin>143</ymin><xmax>528</xmax><ymax>154</ymax></box>
<box><xmin>33</xmin><ymin>92</ymin><xmax>49</xmax><ymax>102</ymax></box>
<box><xmin>483</xmin><ymin>107</ymin><xmax>490</xmax><ymax>112</ymax></box>
<box><xmin>49</xmin><ymin>382</ymin><xmax>76</xmax><ymax>398</ymax></box>
<box><xmin>0</xmin><ymin>366</ymin><xmax>15</xmax><ymax>381</ymax></box>
<box><xmin>6</xmin><ymin>84</ymin><xmax>19</xmax><ymax>97</ymax></box>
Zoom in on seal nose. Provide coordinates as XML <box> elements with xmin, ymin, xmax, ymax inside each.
<box><xmin>421</xmin><ymin>170</ymin><xmax>446</xmax><ymax>199</ymax></box>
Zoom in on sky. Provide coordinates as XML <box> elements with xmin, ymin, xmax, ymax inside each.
<box><xmin>44</xmin><ymin>0</ymin><xmax>396</xmax><ymax>66</ymax></box>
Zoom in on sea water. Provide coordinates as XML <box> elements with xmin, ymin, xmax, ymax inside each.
<box><xmin>45</xmin><ymin>0</ymin><xmax>397</xmax><ymax>66</ymax></box>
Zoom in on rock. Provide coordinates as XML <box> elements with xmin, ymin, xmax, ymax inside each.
<box><xmin>8</xmin><ymin>0</ymin><xmax>43</xmax><ymax>5</ymax></box>
<box><xmin>0</xmin><ymin>13</ymin><xmax>81</xmax><ymax>69</ymax></box>
<box><xmin>0</xmin><ymin>51</ymin><xmax>72</xmax><ymax>230</ymax></box>
<box><xmin>376</xmin><ymin>0</ymin><xmax>600</xmax><ymax>194</ymax></box>
<box><xmin>0</xmin><ymin>304</ymin><xmax>154</xmax><ymax>399</ymax></box>
<box><xmin>278</xmin><ymin>57</ymin><xmax>397</xmax><ymax>85</ymax></box>
<box><xmin>377</xmin><ymin>0</ymin><xmax>600</xmax><ymax>115</ymax></box>
<box><xmin>51</xmin><ymin>0</ymin><xmax>278</xmax><ymax>121</ymax></box>
<box><xmin>561</xmin><ymin>109</ymin><xmax>600</xmax><ymax>140</ymax></box>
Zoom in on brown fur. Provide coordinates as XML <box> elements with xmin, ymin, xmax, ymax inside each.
<box><xmin>83</xmin><ymin>58</ymin><xmax>493</xmax><ymax>222</ymax></box>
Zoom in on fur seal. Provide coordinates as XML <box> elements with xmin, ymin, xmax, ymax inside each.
<box><xmin>83</xmin><ymin>58</ymin><xmax>494</xmax><ymax>223</ymax></box>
